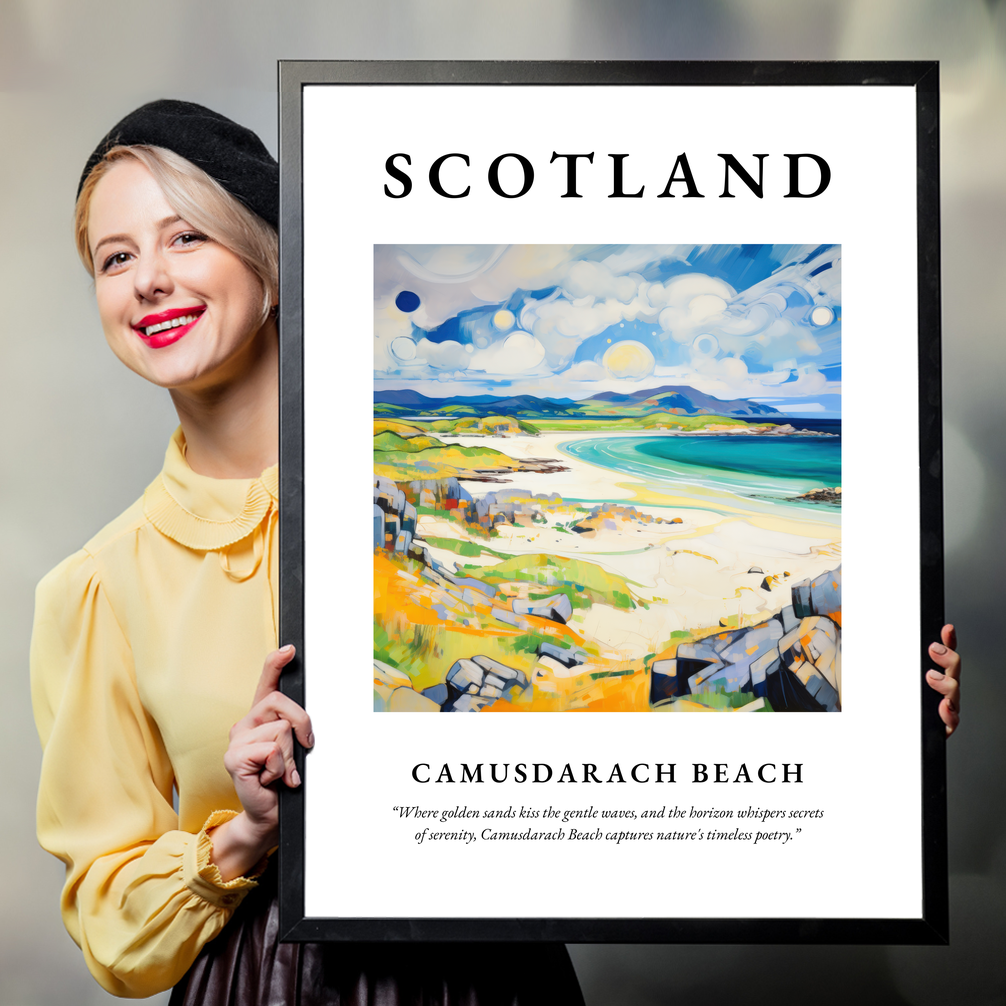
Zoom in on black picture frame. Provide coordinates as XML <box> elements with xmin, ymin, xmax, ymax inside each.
<box><xmin>277</xmin><ymin>60</ymin><xmax>945</xmax><ymax>944</ymax></box>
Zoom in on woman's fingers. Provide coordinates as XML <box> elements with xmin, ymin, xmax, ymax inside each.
<box><xmin>240</xmin><ymin>644</ymin><xmax>314</xmax><ymax>749</ymax></box>
<box><xmin>928</xmin><ymin>647</ymin><xmax>961</xmax><ymax>681</ymax></box>
<box><xmin>927</xmin><ymin>623</ymin><xmax>961</xmax><ymax>737</ymax></box>
<box><xmin>224</xmin><ymin>645</ymin><xmax>311</xmax><ymax>806</ymax></box>
<box><xmin>232</xmin><ymin>689</ymin><xmax>314</xmax><ymax>750</ymax></box>
<box><xmin>926</xmin><ymin>667</ymin><xmax>959</xmax><ymax>704</ymax></box>
<box><xmin>254</xmin><ymin>691</ymin><xmax>314</xmax><ymax>748</ymax></box>
<box><xmin>224</xmin><ymin>738</ymin><xmax>287</xmax><ymax>787</ymax></box>
<box><xmin>928</xmin><ymin>639</ymin><xmax>961</xmax><ymax>684</ymax></box>
<box><xmin>939</xmin><ymin>697</ymin><xmax>960</xmax><ymax>736</ymax></box>
<box><xmin>252</xmin><ymin>644</ymin><xmax>296</xmax><ymax>707</ymax></box>
<box><xmin>230</xmin><ymin>719</ymin><xmax>301</xmax><ymax>788</ymax></box>
<box><xmin>941</xmin><ymin>623</ymin><xmax>958</xmax><ymax>654</ymax></box>
<box><xmin>924</xmin><ymin>678</ymin><xmax>960</xmax><ymax>736</ymax></box>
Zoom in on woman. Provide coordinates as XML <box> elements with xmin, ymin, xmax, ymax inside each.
<box><xmin>31</xmin><ymin>100</ymin><xmax>586</xmax><ymax>1003</ymax></box>
<box><xmin>33</xmin><ymin>99</ymin><xmax>962</xmax><ymax>1003</ymax></box>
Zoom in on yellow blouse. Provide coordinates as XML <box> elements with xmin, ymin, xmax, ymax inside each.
<box><xmin>31</xmin><ymin>429</ymin><xmax>279</xmax><ymax>998</ymax></box>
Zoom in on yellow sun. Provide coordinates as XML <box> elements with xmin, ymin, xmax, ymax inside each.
<box><xmin>493</xmin><ymin>309</ymin><xmax>515</xmax><ymax>331</ymax></box>
<box><xmin>603</xmin><ymin>340</ymin><xmax>655</xmax><ymax>378</ymax></box>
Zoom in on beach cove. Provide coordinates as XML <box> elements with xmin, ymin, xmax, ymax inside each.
<box><xmin>413</xmin><ymin>429</ymin><xmax>841</xmax><ymax>666</ymax></box>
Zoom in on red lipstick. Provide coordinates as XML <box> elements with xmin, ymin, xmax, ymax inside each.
<box><xmin>133</xmin><ymin>306</ymin><xmax>205</xmax><ymax>349</ymax></box>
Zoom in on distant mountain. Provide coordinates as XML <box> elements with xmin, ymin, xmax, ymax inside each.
<box><xmin>585</xmin><ymin>385</ymin><xmax>783</xmax><ymax>417</ymax></box>
<box><xmin>374</xmin><ymin>390</ymin><xmax>572</xmax><ymax>416</ymax></box>
<box><xmin>374</xmin><ymin>386</ymin><xmax>784</xmax><ymax>419</ymax></box>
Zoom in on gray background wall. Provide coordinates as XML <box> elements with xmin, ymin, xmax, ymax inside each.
<box><xmin>1</xmin><ymin>2</ymin><xmax>1002</xmax><ymax>1003</ymax></box>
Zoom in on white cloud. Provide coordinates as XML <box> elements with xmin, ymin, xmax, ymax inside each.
<box><xmin>468</xmin><ymin>330</ymin><xmax>547</xmax><ymax>375</ymax></box>
<box><xmin>562</xmin><ymin>260</ymin><xmax>638</xmax><ymax>302</ymax></box>
<box><xmin>563</xmin><ymin>360</ymin><xmax>609</xmax><ymax>382</ymax></box>
<box><xmin>415</xmin><ymin>338</ymin><xmax>470</xmax><ymax>371</ymax></box>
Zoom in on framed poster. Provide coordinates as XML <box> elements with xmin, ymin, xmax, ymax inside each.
<box><xmin>277</xmin><ymin>61</ymin><xmax>946</xmax><ymax>943</ymax></box>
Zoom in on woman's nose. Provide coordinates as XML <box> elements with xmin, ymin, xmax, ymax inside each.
<box><xmin>133</xmin><ymin>249</ymin><xmax>173</xmax><ymax>302</ymax></box>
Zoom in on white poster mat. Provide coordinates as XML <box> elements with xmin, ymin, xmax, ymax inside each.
<box><xmin>301</xmin><ymin>84</ymin><xmax>919</xmax><ymax>920</ymax></box>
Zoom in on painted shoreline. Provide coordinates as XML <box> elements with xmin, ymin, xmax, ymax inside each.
<box><xmin>416</xmin><ymin>430</ymin><xmax>842</xmax><ymax>653</ymax></box>
<box><xmin>445</xmin><ymin>430</ymin><xmax>840</xmax><ymax>521</ymax></box>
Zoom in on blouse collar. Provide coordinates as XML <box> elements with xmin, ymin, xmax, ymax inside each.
<box><xmin>143</xmin><ymin>428</ymin><xmax>278</xmax><ymax>551</ymax></box>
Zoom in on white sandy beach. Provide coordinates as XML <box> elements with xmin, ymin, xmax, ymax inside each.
<box><xmin>417</xmin><ymin>431</ymin><xmax>842</xmax><ymax>657</ymax></box>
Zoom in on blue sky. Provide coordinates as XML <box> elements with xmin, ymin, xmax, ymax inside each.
<box><xmin>374</xmin><ymin>244</ymin><xmax>841</xmax><ymax>415</ymax></box>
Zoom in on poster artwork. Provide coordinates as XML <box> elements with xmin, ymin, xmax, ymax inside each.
<box><xmin>373</xmin><ymin>244</ymin><xmax>842</xmax><ymax>714</ymax></box>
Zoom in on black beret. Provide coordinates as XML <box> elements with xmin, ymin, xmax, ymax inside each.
<box><xmin>78</xmin><ymin>99</ymin><xmax>278</xmax><ymax>228</ymax></box>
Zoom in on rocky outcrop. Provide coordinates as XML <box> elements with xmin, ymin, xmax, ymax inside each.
<box><xmin>760</xmin><ymin>424</ymin><xmax>837</xmax><ymax>438</ymax></box>
<box><xmin>649</xmin><ymin>564</ymin><xmax>842</xmax><ymax>712</ymax></box>
<box><xmin>374</xmin><ymin>655</ymin><xmax>530</xmax><ymax>712</ymax></box>
<box><xmin>402</xmin><ymin>478</ymin><xmax>562</xmax><ymax>534</ymax></box>
<box><xmin>374</xmin><ymin>475</ymin><xmax>419</xmax><ymax>556</ymax></box>
<box><xmin>787</xmin><ymin>486</ymin><xmax>841</xmax><ymax>504</ymax></box>
<box><xmin>572</xmin><ymin>503</ymin><xmax>683</xmax><ymax>536</ymax></box>
<box><xmin>659</xmin><ymin>422</ymin><xmax>837</xmax><ymax>437</ymax></box>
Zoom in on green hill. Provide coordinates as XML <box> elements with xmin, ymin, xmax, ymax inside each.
<box><xmin>373</xmin><ymin>430</ymin><xmax>446</xmax><ymax>453</ymax></box>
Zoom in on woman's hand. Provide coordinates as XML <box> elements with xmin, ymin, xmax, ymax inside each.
<box><xmin>926</xmin><ymin>624</ymin><xmax>961</xmax><ymax>738</ymax></box>
<box><xmin>209</xmin><ymin>645</ymin><xmax>314</xmax><ymax>881</ymax></box>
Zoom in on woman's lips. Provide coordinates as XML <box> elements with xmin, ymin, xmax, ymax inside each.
<box><xmin>133</xmin><ymin>307</ymin><xmax>205</xmax><ymax>349</ymax></box>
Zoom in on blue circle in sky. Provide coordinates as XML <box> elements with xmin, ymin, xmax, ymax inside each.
<box><xmin>396</xmin><ymin>290</ymin><xmax>421</xmax><ymax>313</ymax></box>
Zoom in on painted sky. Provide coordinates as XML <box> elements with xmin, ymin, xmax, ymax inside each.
<box><xmin>374</xmin><ymin>244</ymin><xmax>841</xmax><ymax>414</ymax></box>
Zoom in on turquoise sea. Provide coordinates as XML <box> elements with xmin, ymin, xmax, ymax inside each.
<box><xmin>557</xmin><ymin>420</ymin><xmax>841</xmax><ymax>521</ymax></box>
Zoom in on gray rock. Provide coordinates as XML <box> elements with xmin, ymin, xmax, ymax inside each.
<box><xmin>651</xmin><ymin>658</ymin><xmax>677</xmax><ymax>677</ymax></box>
<box><xmin>402</xmin><ymin>502</ymin><xmax>417</xmax><ymax>535</ymax></box>
<box><xmin>374</xmin><ymin>475</ymin><xmax>396</xmax><ymax>496</ymax></box>
<box><xmin>675</xmin><ymin>620</ymin><xmax>783</xmax><ymax>697</ymax></box>
<box><xmin>422</xmin><ymin>683</ymin><xmax>450</xmax><ymax>706</ymax></box>
<box><xmin>513</xmin><ymin>592</ymin><xmax>573</xmax><ymax>624</ymax></box>
<box><xmin>649</xmin><ymin>658</ymin><xmax>682</xmax><ymax>705</ymax></box>
<box><xmin>374</xmin><ymin>504</ymin><xmax>385</xmax><ymax>549</ymax></box>
<box><xmin>537</xmin><ymin>642</ymin><xmax>586</xmax><ymax>667</ymax></box>
<box><xmin>445</xmin><ymin>693</ymin><xmax>493</xmax><ymax>712</ymax></box>
<box><xmin>775</xmin><ymin>605</ymin><xmax>801</xmax><ymax>634</ymax></box>
<box><xmin>778</xmin><ymin>616</ymin><xmax>841</xmax><ymax>711</ymax></box>
<box><xmin>791</xmin><ymin>565</ymin><xmax>841</xmax><ymax>620</ymax></box>
<box><xmin>472</xmin><ymin>655</ymin><xmax>528</xmax><ymax>689</ymax></box>
<box><xmin>446</xmin><ymin>658</ymin><xmax>485</xmax><ymax>692</ymax></box>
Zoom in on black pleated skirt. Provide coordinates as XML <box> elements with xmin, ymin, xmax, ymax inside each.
<box><xmin>169</xmin><ymin>869</ymin><xmax>585</xmax><ymax>1006</ymax></box>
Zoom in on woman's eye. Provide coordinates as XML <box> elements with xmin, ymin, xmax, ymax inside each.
<box><xmin>101</xmin><ymin>251</ymin><xmax>131</xmax><ymax>273</ymax></box>
<box><xmin>173</xmin><ymin>231</ymin><xmax>208</xmax><ymax>248</ymax></box>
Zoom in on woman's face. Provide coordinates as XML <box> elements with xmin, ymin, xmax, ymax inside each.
<box><xmin>87</xmin><ymin>159</ymin><xmax>270</xmax><ymax>392</ymax></box>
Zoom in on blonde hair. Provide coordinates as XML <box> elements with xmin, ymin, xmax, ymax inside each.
<box><xmin>75</xmin><ymin>145</ymin><xmax>278</xmax><ymax>323</ymax></box>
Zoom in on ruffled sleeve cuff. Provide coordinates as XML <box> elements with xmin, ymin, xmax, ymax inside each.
<box><xmin>182</xmin><ymin>810</ymin><xmax>269</xmax><ymax>909</ymax></box>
